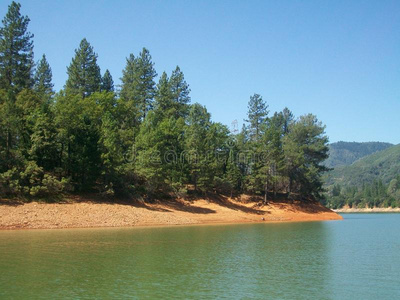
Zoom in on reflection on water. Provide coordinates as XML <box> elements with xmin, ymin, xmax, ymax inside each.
<box><xmin>1</xmin><ymin>215</ymin><xmax>399</xmax><ymax>299</ymax></box>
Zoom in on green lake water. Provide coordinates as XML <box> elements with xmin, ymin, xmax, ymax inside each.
<box><xmin>1</xmin><ymin>214</ymin><xmax>400</xmax><ymax>299</ymax></box>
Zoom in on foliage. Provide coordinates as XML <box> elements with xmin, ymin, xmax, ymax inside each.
<box><xmin>0</xmin><ymin>161</ymin><xmax>69</xmax><ymax>197</ymax></box>
<box><xmin>101</xmin><ymin>69</ymin><xmax>114</xmax><ymax>92</ymax></box>
<box><xmin>324</xmin><ymin>144</ymin><xmax>400</xmax><ymax>187</ymax></box>
<box><xmin>323</xmin><ymin>175</ymin><xmax>400</xmax><ymax>209</ymax></box>
<box><xmin>65</xmin><ymin>38</ymin><xmax>101</xmax><ymax>97</ymax></box>
<box><xmin>0</xmin><ymin>1</ymin><xmax>34</xmax><ymax>94</ymax></box>
<box><xmin>33</xmin><ymin>54</ymin><xmax>53</xmax><ymax>98</ymax></box>
<box><xmin>119</xmin><ymin>48</ymin><xmax>157</xmax><ymax>124</ymax></box>
<box><xmin>0</xmin><ymin>2</ymin><xmax>330</xmax><ymax>202</ymax></box>
<box><xmin>324</xmin><ymin>144</ymin><xmax>400</xmax><ymax>208</ymax></box>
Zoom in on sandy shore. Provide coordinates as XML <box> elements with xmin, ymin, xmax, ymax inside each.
<box><xmin>0</xmin><ymin>196</ymin><xmax>342</xmax><ymax>230</ymax></box>
<box><xmin>334</xmin><ymin>207</ymin><xmax>400</xmax><ymax>213</ymax></box>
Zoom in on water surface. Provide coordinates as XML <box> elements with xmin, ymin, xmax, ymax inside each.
<box><xmin>1</xmin><ymin>214</ymin><xmax>399</xmax><ymax>299</ymax></box>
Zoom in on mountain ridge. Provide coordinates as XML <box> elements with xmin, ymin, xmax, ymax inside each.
<box><xmin>324</xmin><ymin>141</ymin><xmax>393</xmax><ymax>168</ymax></box>
<box><xmin>325</xmin><ymin>143</ymin><xmax>400</xmax><ymax>187</ymax></box>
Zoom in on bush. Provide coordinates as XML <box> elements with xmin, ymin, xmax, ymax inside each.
<box><xmin>0</xmin><ymin>161</ymin><xmax>69</xmax><ymax>198</ymax></box>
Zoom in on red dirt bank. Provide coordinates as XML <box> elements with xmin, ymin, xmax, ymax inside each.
<box><xmin>0</xmin><ymin>196</ymin><xmax>342</xmax><ymax>230</ymax></box>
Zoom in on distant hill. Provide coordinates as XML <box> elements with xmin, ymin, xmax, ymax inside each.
<box><xmin>325</xmin><ymin>143</ymin><xmax>400</xmax><ymax>187</ymax></box>
<box><xmin>324</xmin><ymin>141</ymin><xmax>393</xmax><ymax>168</ymax></box>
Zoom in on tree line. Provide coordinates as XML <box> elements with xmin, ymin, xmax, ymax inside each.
<box><xmin>323</xmin><ymin>176</ymin><xmax>400</xmax><ymax>209</ymax></box>
<box><xmin>0</xmin><ymin>2</ymin><xmax>330</xmax><ymax>202</ymax></box>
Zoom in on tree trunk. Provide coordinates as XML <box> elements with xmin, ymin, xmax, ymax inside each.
<box><xmin>264</xmin><ymin>180</ymin><xmax>268</xmax><ymax>205</ymax></box>
<box><xmin>6</xmin><ymin>128</ymin><xmax>11</xmax><ymax>168</ymax></box>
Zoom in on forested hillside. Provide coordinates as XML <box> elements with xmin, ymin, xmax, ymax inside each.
<box><xmin>0</xmin><ymin>2</ymin><xmax>329</xmax><ymax>202</ymax></box>
<box><xmin>324</xmin><ymin>141</ymin><xmax>393</xmax><ymax>168</ymax></box>
<box><xmin>323</xmin><ymin>144</ymin><xmax>400</xmax><ymax>208</ymax></box>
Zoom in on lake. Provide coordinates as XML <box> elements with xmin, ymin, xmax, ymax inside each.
<box><xmin>1</xmin><ymin>214</ymin><xmax>399</xmax><ymax>299</ymax></box>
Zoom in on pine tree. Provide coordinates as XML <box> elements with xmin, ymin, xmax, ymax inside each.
<box><xmin>0</xmin><ymin>1</ymin><xmax>34</xmax><ymax>94</ymax></box>
<box><xmin>29</xmin><ymin>109</ymin><xmax>58</xmax><ymax>171</ymax></box>
<box><xmin>34</xmin><ymin>54</ymin><xmax>53</xmax><ymax>98</ymax></box>
<box><xmin>0</xmin><ymin>90</ymin><xmax>20</xmax><ymax>171</ymax></box>
<box><xmin>101</xmin><ymin>69</ymin><xmax>114</xmax><ymax>92</ymax></box>
<box><xmin>185</xmin><ymin>103</ymin><xmax>211</xmax><ymax>191</ymax></box>
<box><xmin>135</xmin><ymin>111</ymin><xmax>186</xmax><ymax>194</ymax></box>
<box><xmin>282</xmin><ymin>114</ymin><xmax>329</xmax><ymax>199</ymax></box>
<box><xmin>154</xmin><ymin>72</ymin><xmax>173</xmax><ymax>117</ymax></box>
<box><xmin>65</xmin><ymin>38</ymin><xmax>101</xmax><ymax>97</ymax></box>
<box><xmin>225</xmin><ymin>147</ymin><xmax>241</xmax><ymax>196</ymax></box>
<box><xmin>245</xmin><ymin>93</ymin><xmax>269</xmax><ymax>141</ymax></box>
<box><xmin>119</xmin><ymin>53</ymin><xmax>139</xmax><ymax>134</ymax></box>
<box><xmin>136</xmin><ymin>48</ymin><xmax>157</xmax><ymax>119</ymax></box>
<box><xmin>242</xmin><ymin>94</ymin><xmax>269</xmax><ymax>194</ymax></box>
<box><xmin>262</xmin><ymin>114</ymin><xmax>286</xmax><ymax>200</ymax></box>
<box><xmin>169</xmin><ymin>66</ymin><xmax>190</xmax><ymax>118</ymax></box>
<box><xmin>119</xmin><ymin>48</ymin><xmax>157</xmax><ymax>123</ymax></box>
<box><xmin>282</xmin><ymin>107</ymin><xmax>294</xmax><ymax>134</ymax></box>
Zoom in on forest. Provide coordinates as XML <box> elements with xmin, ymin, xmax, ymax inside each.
<box><xmin>323</xmin><ymin>142</ymin><xmax>400</xmax><ymax>209</ymax></box>
<box><xmin>0</xmin><ymin>2</ymin><xmax>330</xmax><ymax>202</ymax></box>
<box><xmin>323</xmin><ymin>176</ymin><xmax>400</xmax><ymax>209</ymax></box>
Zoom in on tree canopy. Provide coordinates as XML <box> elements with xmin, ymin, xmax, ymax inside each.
<box><xmin>0</xmin><ymin>2</ymin><xmax>330</xmax><ymax>203</ymax></box>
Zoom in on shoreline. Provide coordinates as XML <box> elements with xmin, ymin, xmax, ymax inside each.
<box><xmin>0</xmin><ymin>197</ymin><xmax>342</xmax><ymax>230</ymax></box>
<box><xmin>334</xmin><ymin>207</ymin><xmax>400</xmax><ymax>213</ymax></box>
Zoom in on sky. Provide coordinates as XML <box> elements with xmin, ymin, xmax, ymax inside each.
<box><xmin>1</xmin><ymin>0</ymin><xmax>399</xmax><ymax>144</ymax></box>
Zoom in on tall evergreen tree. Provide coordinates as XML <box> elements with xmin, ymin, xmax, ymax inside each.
<box><xmin>119</xmin><ymin>48</ymin><xmax>157</xmax><ymax>123</ymax></box>
<box><xmin>245</xmin><ymin>93</ymin><xmax>269</xmax><ymax>141</ymax></box>
<box><xmin>283</xmin><ymin>114</ymin><xmax>329</xmax><ymax>199</ymax></box>
<box><xmin>65</xmin><ymin>38</ymin><xmax>101</xmax><ymax>97</ymax></box>
<box><xmin>118</xmin><ymin>53</ymin><xmax>139</xmax><ymax>140</ymax></box>
<box><xmin>282</xmin><ymin>107</ymin><xmax>294</xmax><ymax>134</ymax></box>
<box><xmin>0</xmin><ymin>1</ymin><xmax>34</xmax><ymax>94</ymax></box>
<box><xmin>169</xmin><ymin>66</ymin><xmax>190</xmax><ymax>118</ymax></box>
<box><xmin>135</xmin><ymin>111</ymin><xmax>186</xmax><ymax>194</ymax></box>
<box><xmin>101</xmin><ymin>69</ymin><xmax>114</xmax><ymax>92</ymax></box>
<box><xmin>225</xmin><ymin>147</ymin><xmax>241</xmax><ymax>196</ymax></box>
<box><xmin>33</xmin><ymin>54</ymin><xmax>53</xmax><ymax>98</ymax></box>
<box><xmin>242</xmin><ymin>94</ymin><xmax>269</xmax><ymax>195</ymax></box>
<box><xmin>136</xmin><ymin>48</ymin><xmax>157</xmax><ymax>119</ymax></box>
<box><xmin>185</xmin><ymin>103</ymin><xmax>211</xmax><ymax>191</ymax></box>
<box><xmin>154</xmin><ymin>72</ymin><xmax>173</xmax><ymax>117</ymax></box>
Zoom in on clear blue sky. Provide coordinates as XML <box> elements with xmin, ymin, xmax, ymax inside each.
<box><xmin>2</xmin><ymin>0</ymin><xmax>399</xmax><ymax>144</ymax></box>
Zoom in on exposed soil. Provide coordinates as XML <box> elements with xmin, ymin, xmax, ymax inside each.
<box><xmin>0</xmin><ymin>195</ymin><xmax>342</xmax><ymax>230</ymax></box>
<box><xmin>334</xmin><ymin>207</ymin><xmax>400</xmax><ymax>213</ymax></box>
